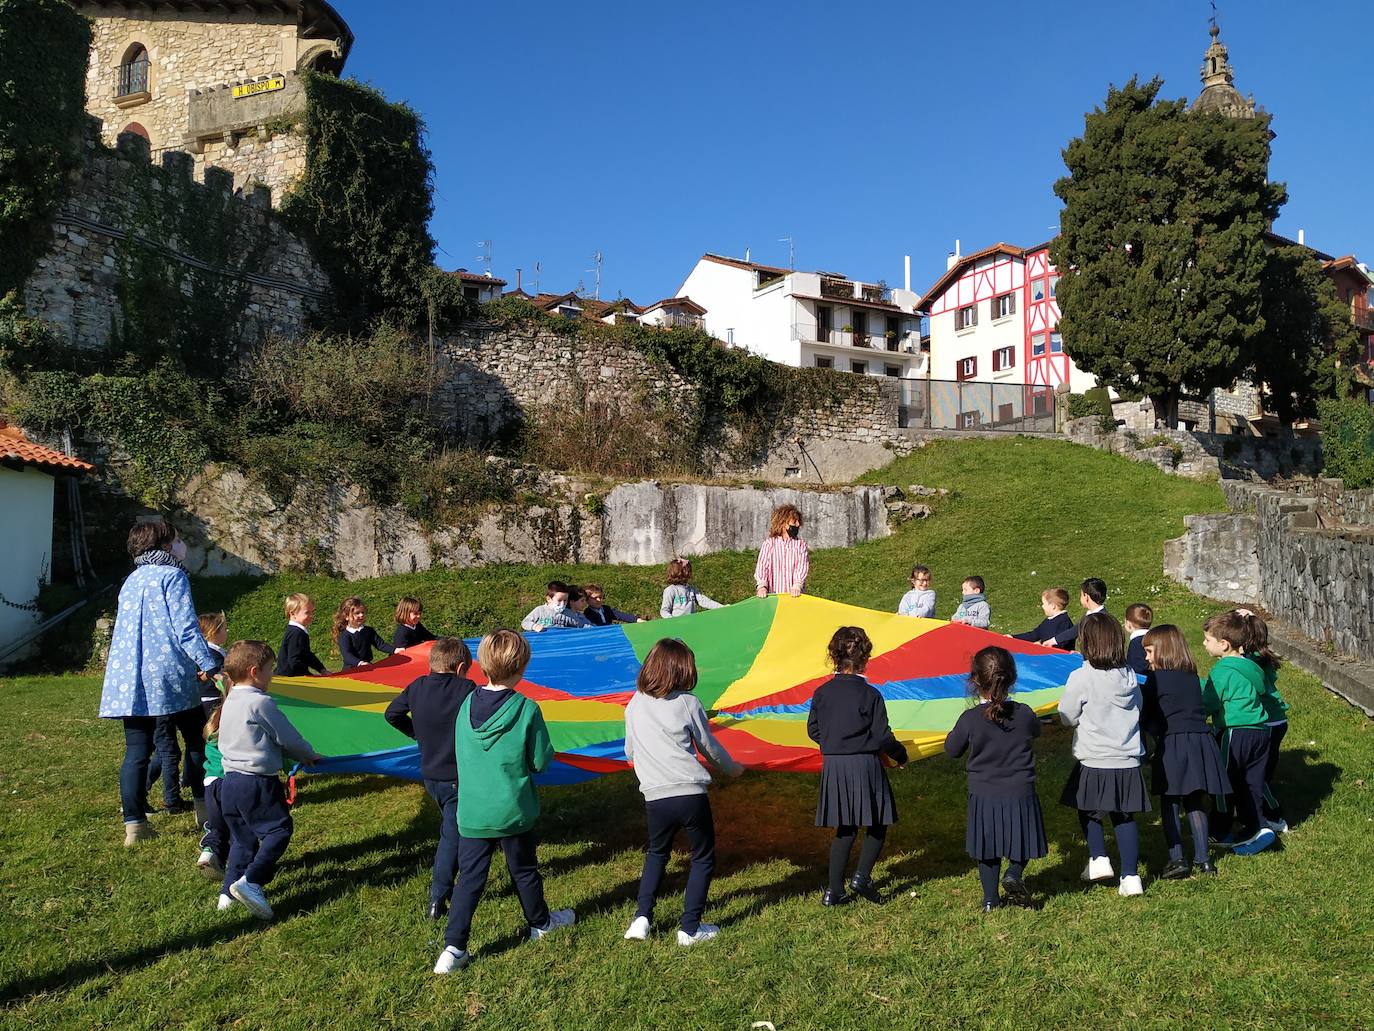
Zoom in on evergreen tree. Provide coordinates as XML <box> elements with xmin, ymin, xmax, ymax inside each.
<box><xmin>1050</xmin><ymin>78</ymin><xmax>1286</xmax><ymax>427</ymax></box>
<box><xmin>1252</xmin><ymin>246</ymin><xmax>1360</xmax><ymax>424</ymax></box>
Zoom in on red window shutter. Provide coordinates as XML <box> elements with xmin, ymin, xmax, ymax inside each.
<box><xmin>992</xmin><ymin>349</ymin><xmax>1001</xmax><ymax>372</ymax></box>
<box><xmin>1008</xmin><ymin>346</ymin><xmax>1015</xmax><ymax>367</ymax></box>
<box><xmin>971</xmin><ymin>356</ymin><xmax>977</xmax><ymax>378</ymax></box>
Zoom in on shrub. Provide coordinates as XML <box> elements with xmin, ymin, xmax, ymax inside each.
<box><xmin>523</xmin><ymin>384</ymin><xmax>696</xmax><ymax>479</ymax></box>
<box><xmin>1318</xmin><ymin>396</ymin><xmax>1374</xmax><ymax>488</ymax></box>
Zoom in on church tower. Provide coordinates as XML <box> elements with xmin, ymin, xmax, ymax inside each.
<box><xmin>1191</xmin><ymin>23</ymin><xmax>1259</xmax><ymax>119</ymax></box>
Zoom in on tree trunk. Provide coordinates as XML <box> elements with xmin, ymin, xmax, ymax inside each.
<box><xmin>1150</xmin><ymin>388</ymin><xmax>1180</xmax><ymax>430</ymax></box>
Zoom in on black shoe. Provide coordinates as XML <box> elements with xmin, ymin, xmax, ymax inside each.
<box><xmin>847</xmin><ymin>876</ymin><xmax>883</xmax><ymax>904</ymax></box>
<box><xmin>1196</xmin><ymin>860</ymin><xmax>1218</xmax><ymax>875</ymax></box>
<box><xmin>160</xmin><ymin>799</ymin><xmax>193</xmax><ymax>815</ymax></box>
<box><xmin>426</xmin><ymin>900</ymin><xmax>447</xmax><ymax>920</ymax></box>
<box><xmin>821</xmin><ymin>889</ymin><xmax>851</xmax><ymax>907</ymax></box>
<box><xmin>982</xmin><ymin>899</ymin><xmax>1001</xmax><ymax>913</ymax></box>
<box><xmin>1001</xmin><ymin>876</ymin><xmax>1033</xmax><ymax>907</ymax></box>
<box><xmin>1160</xmin><ymin>858</ymin><xmax>1193</xmax><ymax>880</ymax></box>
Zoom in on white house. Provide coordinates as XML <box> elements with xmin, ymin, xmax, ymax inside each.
<box><xmin>0</xmin><ymin>423</ymin><xmax>93</xmax><ymax>668</ymax></box>
<box><xmin>639</xmin><ymin>297</ymin><xmax>706</xmax><ymax>330</ymax></box>
<box><xmin>450</xmin><ymin>269</ymin><xmax>507</xmax><ymax>303</ymax></box>
<box><xmin>676</xmin><ymin>254</ymin><xmax>927</xmax><ymax>378</ymax></box>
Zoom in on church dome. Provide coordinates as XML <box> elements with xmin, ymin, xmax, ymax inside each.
<box><xmin>1191</xmin><ymin>24</ymin><xmax>1257</xmax><ymax>119</ymax></box>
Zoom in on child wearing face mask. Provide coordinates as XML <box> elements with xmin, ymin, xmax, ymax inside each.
<box><xmin>755</xmin><ymin>504</ymin><xmax>809</xmax><ymax>598</ymax></box>
<box><xmin>520</xmin><ymin>581</ymin><xmax>593</xmax><ymax>633</ymax></box>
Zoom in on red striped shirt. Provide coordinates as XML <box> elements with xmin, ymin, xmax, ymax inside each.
<box><xmin>754</xmin><ymin>535</ymin><xmax>810</xmax><ymax>594</ymax></box>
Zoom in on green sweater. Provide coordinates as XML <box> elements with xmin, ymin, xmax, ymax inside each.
<box><xmin>1202</xmin><ymin>655</ymin><xmax>1268</xmax><ymax>732</ymax></box>
<box><xmin>204</xmin><ymin>737</ymin><xmax>223</xmax><ymax>780</ymax></box>
<box><xmin>455</xmin><ymin>690</ymin><xmax>554</xmax><ymax>838</ymax></box>
<box><xmin>1253</xmin><ymin>656</ymin><xmax>1290</xmax><ymax>723</ymax></box>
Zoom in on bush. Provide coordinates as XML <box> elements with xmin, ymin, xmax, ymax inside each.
<box><xmin>523</xmin><ymin>384</ymin><xmax>697</xmax><ymax>479</ymax></box>
<box><xmin>1318</xmin><ymin>396</ymin><xmax>1374</xmax><ymax>488</ymax></box>
<box><xmin>1067</xmin><ymin>390</ymin><xmax>1113</xmax><ymax>421</ymax></box>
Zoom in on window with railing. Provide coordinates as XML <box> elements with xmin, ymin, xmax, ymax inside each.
<box><xmin>117</xmin><ymin>45</ymin><xmax>150</xmax><ymax>99</ymax></box>
<box><xmin>852</xmin><ymin>311</ymin><xmax>869</xmax><ymax>347</ymax></box>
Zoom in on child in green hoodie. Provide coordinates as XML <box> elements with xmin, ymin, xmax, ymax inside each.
<box><xmin>1237</xmin><ymin>609</ymin><xmax>1291</xmax><ymax>835</ymax></box>
<box><xmin>434</xmin><ymin>629</ymin><xmax>575</xmax><ymax>975</ymax></box>
<box><xmin>1201</xmin><ymin>611</ymin><xmax>1276</xmax><ymax>856</ymax></box>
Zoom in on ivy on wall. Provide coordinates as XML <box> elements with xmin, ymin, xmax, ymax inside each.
<box><xmin>0</xmin><ymin>0</ymin><xmax>91</xmax><ymax>297</ymax></box>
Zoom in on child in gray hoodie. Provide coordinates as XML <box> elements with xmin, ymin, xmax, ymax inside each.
<box><xmin>623</xmin><ymin>639</ymin><xmax>742</xmax><ymax>946</ymax></box>
<box><xmin>950</xmin><ymin>576</ymin><xmax>991</xmax><ymax>629</ymax></box>
<box><xmin>1057</xmin><ymin>611</ymin><xmax>1149</xmax><ymax>897</ymax></box>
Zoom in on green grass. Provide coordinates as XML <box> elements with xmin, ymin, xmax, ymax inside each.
<box><xmin>3</xmin><ymin>437</ymin><xmax>1370</xmax><ymax>1029</ymax></box>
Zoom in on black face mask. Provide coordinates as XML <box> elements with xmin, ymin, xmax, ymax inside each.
<box><xmin>786</xmin><ymin>525</ymin><xmax>800</xmax><ymax>539</ymax></box>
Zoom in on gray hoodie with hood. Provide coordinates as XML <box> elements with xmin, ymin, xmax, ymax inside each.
<box><xmin>1057</xmin><ymin>664</ymin><xmax>1144</xmax><ymax>769</ymax></box>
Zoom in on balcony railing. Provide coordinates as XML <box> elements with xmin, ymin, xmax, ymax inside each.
<box><xmin>1354</xmin><ymin>306</ymin><xmax>1374</xmax><ymax>333</ymax></box>
<box><xmin>803</xmin><ymin>326</ymin><xmax>922</xmax><ymax>354</ymax></box>
<box><xmin>820</xmin><ymin>277</ymin><xmax>853</xmax><ymax>300</ymax></box>
<box><xmin>116</xmin><ymin>58</ymin><xmax>149</xmax><ymax>99</ymax></box>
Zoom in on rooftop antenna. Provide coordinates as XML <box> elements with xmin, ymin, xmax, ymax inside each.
<box><xmin>532</xmin><ymin>261</ymin><xmax>541</xmax><ymax>295</ymax></box>
<box><xmin>475</xmin><ymin>239</ymin><xmax>493</xmax><ymax>277</ymax></box>
<box><xmin>778</xmin><ymin>236</ymin><xmax>795</xmax><ymax>270</ymax></box>
<box><xmin>585</xmin><ymin>250</ymin><xmax>603</xmax><ymax>300</ymax></box>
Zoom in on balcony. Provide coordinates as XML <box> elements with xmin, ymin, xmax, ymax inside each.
<box><xmin>819</xmin><ymin>277</ymin><xmax>852</xmax><ymax>300</ymax></box>
<box><xmin>114</xmin><ymin>59</ymin><xmax>150</xmax><ymax>107</ymax></box>
<box><xmin>1355</xmin><ymin>306</ymin><xmax>1374</xmax><ymax>333</ymax></box>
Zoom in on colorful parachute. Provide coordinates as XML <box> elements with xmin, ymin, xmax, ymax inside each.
<box><xmin>270</xmin><ymin>595</ymin><xmax>1083</xmax><ymax>785</ymax></box>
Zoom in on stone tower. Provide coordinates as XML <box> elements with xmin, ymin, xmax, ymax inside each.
<box><xmin>1191</xmin><ymin>23</ymin><xmax>1258</xmax><ymax>119</ymax></box>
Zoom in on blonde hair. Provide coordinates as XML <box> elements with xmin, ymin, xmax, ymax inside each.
<box><xmin>768</xmin><ymin>504</ymin><xmax>803</xmax><ymax>538</ymax></box>
<box><xmin>1042</xmin><ymin>587</ymin><xmax>1070</xmax><ymax>609</ymax></box>
<box><xmin>394</xmin><ymin>596</ymin><xmax>423</xmax><ymax>625</ymax></box>
<box><xmin>198</xmin><ymin>611</ymin><xmax>226</xmax><ymax>639</ymax></box>
<box><xmin>478</xmin><ymin>629</ymin><xmax>531</xmax><ymax>684</ymax></box>
<box><xmin>430</xmin><ymin>637</ymin><xmax>472</xmax><ymax>673</ymax></box>
<box><xmin>284</xmin><ymin>593</ymin><xmax>313</xmax><ymax>619</ymax></box>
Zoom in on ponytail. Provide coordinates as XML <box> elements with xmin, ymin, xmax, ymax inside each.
<box><xmin>1238</xmin><ymin>610</ymin><xmax>1282</xmax><ymax>672</ymax></box>
<box><xmin>969</xmin><ymin>646</ymin><xmax>1018</xmax><ymax>724</ymax></box>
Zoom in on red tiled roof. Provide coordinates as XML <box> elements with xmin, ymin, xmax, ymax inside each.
<box><xmin>0</xmin><ymin>423</ymin><xmax>93</xmax><ymax>474</ymax></box>
<box><xmin>699</xmin><ymin>253</ymin><xmax>793</xmax><ymax>276</ymax></box>
<box><xmin>792</xmin><ymin>293</ymin><xmax>909</xmax><ymax>314</ymax></box>
<box><xmin>451</xmin><ymin>268</ymin><xmax>508</xmax><ymax>286</ymax></box>
<box><xmin>643</xmin><ymin>296</ymin><xmax>707</xmax><ymax>315</ymax></box>
<box><xmin>914</xmin><ymin>242</ymin><xmax>1026</xmax><ymax>313</ymax></box>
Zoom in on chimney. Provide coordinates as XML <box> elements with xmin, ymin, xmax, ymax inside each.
<box><xmin>515</xmin><ymin>267</ymin><xmax>522</xmax><ymax>290</ymax></box>
<box><xmin>945</xmin><ymin>239</ymin><xmax>962</xmax><ymax>271</ymax></box>
<box><xmin>1298</xmin><ymin>229</ymin><xmax>1305</xmax><ymax>246</ymax></box>
<box><xmin>904</xmin><ymin>255</ymin><xmax>911</xmax><ymax>292</ymax></box>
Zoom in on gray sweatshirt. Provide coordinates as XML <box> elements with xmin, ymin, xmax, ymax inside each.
<box><xmin>520</xmin><ymin>604</ymin><xmax>591</xmax><ymax>631</ymax></box>
<box><xmin>219</xmin><ymin>684</ymin><xmax>321</xmax><ymax>776</ymax></box>
<box><xmin>660</xmin><ymin>585</ymin><xmax>723</xmax><ymax>619</ymax></box>
<box><xmin>1058</xmin><ymin>664</ymin><xmax>1144</xmax><ymax>769</ymax></box>
<box><xmin>950</xmin><ymin>594</ymin><xmax>991</xmax><ymax>629</ymax></box>
<box><xmin>624</xmin><ymin>690</ymin><xmax>743</xmax><ymax>800</ymax></box>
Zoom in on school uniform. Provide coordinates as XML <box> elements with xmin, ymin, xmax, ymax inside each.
<box><xmin>585</xmin><ymin>604</ymin><xmax>639</xmax><ymax>626</ymax></box>
<box><xmin>1254</xmin><ymin>658</ymin><xmax>1289</xmax><ymax>822</ymax></box>
<box><xmin>1011</xmin><ymin>611</ymin><xmax>1072</xmax><ymax>644</ymax></box>
<box><xmin>1140</xmin><ymin>669</ymin><xmax>1228</xmax><ymax>797</ymax></box>
<box><xmin>393</xmin><ymin>621</ymin><xmax>437</xmax><ymax>649</ymax></box>
<box><xmin>807</xmin><ymin>674</ymin><xmax>908</xmax><ymax>827</ymax></box>
<box><xmin>1126</xmin><ymin>631</ymin><xmax>1149</xmax><ymax>679</ymax></box>
<box><xmin>944</xmin><ymin>701</ymin><xmax>1048</xmax><ymax>862</ymax></box>
<box><xmin>1051</xmin><ymin>605</ymin><xmax>1105</xmax><ymax>650</ymax></box>
<box><xmin>338</xmin><ymin>625</ymin><xmax>394</xmax><ymax>668</ymax></box>
<box><xmin>1057</xmin><ymin>664</ymin><xmax>1149</xmax><ymax>814</ymax></box>
<box><xmin>1202</xmin><ymin>656</ymin><xmax>1271</xmax><ymax>838</ymax></box>
<box><xmin>276</xmin><ymin>622</ymin><xmax>326</xmax><ymax>677</ymax></box>
<box><xmin>199</xmin><ymin>737</ymin><xmax>230</xmax><ymax>867</ymax></box>
<box><xmin>201</xmin><ymin>643</ymin><xmax>227</xmax><ymax>716</ymax></box>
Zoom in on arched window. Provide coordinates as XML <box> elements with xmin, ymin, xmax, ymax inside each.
<box><xmin>121</xmin><ymin>122</ymin><xmax>149</xmax><ymax>141</ymax></box>
<box><xmin>117</xmin><ymin>43</ymin><xmax>149</xmax><ymax>99</ymax></box>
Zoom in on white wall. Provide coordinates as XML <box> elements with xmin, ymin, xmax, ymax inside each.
<box><xmin>678</xmin><ymin>260</ymin><xmax>799</xmax><ymax>365</ymax></box>
<box><xmin>0</xmin><ymin>467</ymin><xmax>55</xmax><ymax>664</ymax></box>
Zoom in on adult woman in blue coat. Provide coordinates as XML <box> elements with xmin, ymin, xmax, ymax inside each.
<box><xmin>100</xmin><ymin>519</ymin><xmax>221</xmax><ymax>845</ymax></box>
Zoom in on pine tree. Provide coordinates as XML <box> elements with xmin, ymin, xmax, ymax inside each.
<box><xmin>1050</xmin><ymin>78</ymin><xmax>1286</xmax><ymax>427</ymax></box>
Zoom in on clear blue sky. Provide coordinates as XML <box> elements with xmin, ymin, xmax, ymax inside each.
<box><xmin>340</xmin><ymin>0</ymin><xmax>1371</xmax><ymax>302</ymax></box>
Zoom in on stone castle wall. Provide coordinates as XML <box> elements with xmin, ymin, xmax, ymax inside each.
<box><xmin>23</xmin><ymin>122</ymin><xmax>330</xmax><ymax>352</ymax></box>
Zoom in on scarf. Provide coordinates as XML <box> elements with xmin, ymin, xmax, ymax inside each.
<box><xmin>958</xmin><ymin>593</ymin><xmax>986</xmax><ymax>609</ymax></box>
<box><xmin>133</xmin><ymin>549</ymin><xmax>185</xmax><ymax>572</ymax></box>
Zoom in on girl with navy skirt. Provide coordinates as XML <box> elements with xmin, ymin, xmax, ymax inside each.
<box><xmin>1140</xmin><ymin>624</ymin><xmax>1228</xmax><ymax>879</ymax></box>
<box><xmin>944</xmin><ymin>646</ymin><xmax>1047</xmax><ymax>911</ymax></box>
<box><xmin>807</xmin><ymin>626</ymin><xmax>908</xmax><ymax>906</ymax></box>
<box><xmin>1058</xmin><ymin>611</ymin><xmax>1151</xmax><ymax>897</ymax></box>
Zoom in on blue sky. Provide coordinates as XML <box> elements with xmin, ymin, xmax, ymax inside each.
<box><xmin>340</xmin><ymin>0</ymin><xmax>1372</xmax><ymax>302</ymax></box>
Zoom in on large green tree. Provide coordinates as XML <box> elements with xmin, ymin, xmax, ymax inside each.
<box><xmin>1252</xmin><ymin>246</ymin><xmax>1360</xmax><ymax>423</ymax></box>
<box><xmin>1051</xmin><ymin>78</ymin><xmax>1286</xmax><ymax>427</ymax></box>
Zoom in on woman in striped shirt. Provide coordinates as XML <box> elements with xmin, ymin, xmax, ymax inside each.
<box><xmin>754</xmin><ymin>504</ymin><xmax>809</xmax><ymax>598</ymax></box>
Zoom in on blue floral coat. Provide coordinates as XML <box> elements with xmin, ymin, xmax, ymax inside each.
<box><xmin>99</xmin><ymin>562</ymin><xmax>218</xmax><ymax>718</ymax></box>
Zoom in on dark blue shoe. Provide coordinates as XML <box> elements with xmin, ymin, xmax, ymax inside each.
<box><xmin>1232</xmin><ymin>827</ymin><xmax>1276</xmax><ymax>856</ymax></box>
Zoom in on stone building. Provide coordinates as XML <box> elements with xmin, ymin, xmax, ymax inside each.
<box><xmin>74</xmin><ymin>0</ymin><xmax>353</xmax><ymax>201</ymax></box>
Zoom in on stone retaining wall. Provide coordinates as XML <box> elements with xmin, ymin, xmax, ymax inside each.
<box><xmin>1066</xmin><ymin>418</ymin><xmax>1323</xmax><ymax>481</ymax></box>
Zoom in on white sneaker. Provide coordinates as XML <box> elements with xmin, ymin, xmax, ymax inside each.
<box><xmin>124</xmin><ymin>821</ymin><xmax>157</xmax><ymax>846</ymax></box>
<box><xmin>216</xmin><ymin>893</ymin><xmax>235</xmax><ymax>911</ymax></box>
<box><xmin>1081</xmin><ymin>856</ymin><xmax>1116</xmax><ymax>882</ymax></box>
<box><xmin>433</xmin><ymin>946</ymin><xmax>470</xmax><ymax>975</ymax></box>
<box><xmin>1117</xmin><ymin>875</ymin><xmax>1144</xmax><ymax>897</ymax></box>
<box><xmin>623</xmin><ymin>916</ymin><xmax>651</xmax><ymax>940</ymax></box>
<box><xmin>229</xmin><ymin>877</ymin><xmax>274</xmax><ymax>920</ymax></box>
<box><xmin>197</xmin><ymin>849</ymin><xmax>224</xmax><ymax>880</ymax></box>
<box><xmin>529</xmin><ymin>908</ymin><xmax>576</xmax><ymax>941</ymax></box>
<box><xmin>1266</xmin><ymin>818</ymin><xmax>1290</xmax><ymax>835</ymax></box>
<box><xmin>677</xmin><ymin>923</ymin><xmax>720</xmax><ymax>946</ymax></box>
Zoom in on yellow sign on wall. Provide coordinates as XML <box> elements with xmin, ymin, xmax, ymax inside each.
<box><xmin>232</xmin><ymin>76</ymin><xmax>285</xmax><ymax>100</ymax></box>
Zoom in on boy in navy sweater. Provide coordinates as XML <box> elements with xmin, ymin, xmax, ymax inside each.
<box><xmin>275</xmin><ymin>593</ymin><xmax>327</xmax><ymax>676</ymax></box>
<box><xmin>384</xmin><ymin>637</ymin><xmax>477</xmax><ymax>918</ymax></box>
<box><xmin>1048</xmin><ymin>578</ymin><xmax>1107</xmax><ymax>649</ymax></box>
<box><xmin>1012</xmin><ymin>587</ymin><xmax>1073</xmax><ymax>646</ymax></box>
<box><xmin>1124</xmin><ymin>603</ymin><xmax>1153</xmax><ymax>678</ymax></box>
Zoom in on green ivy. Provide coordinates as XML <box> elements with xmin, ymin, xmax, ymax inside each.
<box><xmin>0</xmin><ymin>0</ymin><xmax>90</xmax><ymax>297</ymax></box>
<box><xmin>1318</xmin><ymin>396</ymin><xmax>1374</xmax><ymax>489</ymax></box>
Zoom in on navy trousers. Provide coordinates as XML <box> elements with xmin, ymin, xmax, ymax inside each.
<box><xmin>1263</xmin><ymin>721</ymin><xmax>1287</xmax><ymax>819</ymax></box>
<box><xmin>119</xmin><ymin>707</ymin><xmax>205</xmax><ymax>822</ymax></box>
<box><xmin>1225</xmin><ymin>727</ymin><xmax>1271</xmax><ymax>837</ymax></box>
<box><xmin>635</xmin><ymin>793</ymin><xmax>716</xmax><ymax>934</ymax></box>
<box><xmin>423</xmin><ymin>778</ymin><xmax>460</xmax><ymax>906</ymax></box>
<box><xmin>444</xmin><ymin>831</ymin><xmax>549</xmax><ymax>952</ymax></box>
<box><xmin>220</xmin><ymin>772</ymin><xmax>293</xmax><ymax>893</ymax></box>
<box><xmin>199</xmin><ymin>777</ymin><xmax>230</xmax><ymax>864</ymax></box>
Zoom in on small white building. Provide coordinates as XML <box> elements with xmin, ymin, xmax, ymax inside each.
<box><xmin>676</xmin><ymin>254</ymin><xmax>927</xmax><ymax>378</ymax></box>
<box><xmin>639</xmin><ymin>297</ymin><xmax>706</xmax><ymax>330</ymax></box>
<box><xmin>450</xmin><ymin>269</ymin><xmax>507</xmax><ymax>303</ymax></box>
<box><xmin>0</xmin><ymin>423</ymin><xmax>93</xmax><ymax>668</ymax></box>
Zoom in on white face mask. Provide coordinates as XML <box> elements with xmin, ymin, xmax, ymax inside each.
<box><xmin>170</xmin><ymin>537</ymin><xmax>188</xmax><ymax>561</ymax></box>
<box><xmin>550</xmin><ymin>600</ymin><xmax>567</xmax><ymax>612</ymax></box>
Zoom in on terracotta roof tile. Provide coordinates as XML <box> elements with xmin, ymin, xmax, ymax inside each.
<box><xmin>643</xmin><ymin>296</ymin><xmax>707</xmax><ymax>315</ymax></box>
<box><xmin>0</xmin><ymin>423</ymin><xmax>93</xmax><ymax>474</ymax></box>
<box><xmin>700</xmin><ymin>253</ymin><xmax>792</xmax><ymax>276</ymax></box>
<box><xmin>452</xmin><ymin>268</ymin><xmax>508</xmax><ymax>286</ymax></box>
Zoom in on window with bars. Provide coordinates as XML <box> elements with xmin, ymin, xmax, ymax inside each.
<box><xmin>117</xmin><ymin>45</ymin><xmax>149</xmax><ymax>98</ymax></box>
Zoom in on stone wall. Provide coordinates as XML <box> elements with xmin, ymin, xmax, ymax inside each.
<box><xmin>1161</xmin><ymin>512</ymin><xmax>1260</xmax><ymax>603</ymax></box>
<box><xmin>1065</xmin><ymin>418</ymin><xmax>1323</xmax><ymax>481</ymax></box>
<box><xmin>23</xmin><ymin>121</ymin><xmax>330</xmax><ymax>353</ymax></box>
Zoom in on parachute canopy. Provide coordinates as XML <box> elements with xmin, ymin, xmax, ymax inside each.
<box><xmin>270</xmin><ymin>594</ymin><xmax>1082</xmax><ymax>784</ymax></box>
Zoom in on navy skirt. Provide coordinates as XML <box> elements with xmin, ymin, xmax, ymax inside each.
<box><xmin>1059</xmin><ymin>763</ymin><xmax>1150</xmax><ymax>814</ymax></box>
<box><xmin>815</xmin><ymin>753</ymin><xmax>896</xmax><ymax>827</ymax></box>
<box><xmin>1150</xmin><ymin>731</ymin><xmax>1229</xmax><ymax>797</ymax></box>
<box><xmin>965</xmin><ymin>792</ymin><xmax>1048</xmax><ymax>862</ymax></box>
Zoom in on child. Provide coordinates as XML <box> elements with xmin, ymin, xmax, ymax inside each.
<box><xmin>754</xmin><ymin>503</ymin><xmax>809</xmax><ymax>598</ymax></box>
<box><xmin>807</xmin><ymin>627</ymin><xmax>908</xmax><ymax>906</ymax></box>
<box><xmin>197</xmin><ymin>701</ymin><xmax>232</xmax><ymax>893</ymax></box>
<box><xmin>393</xmin><ymin>596</ymin><xmax>438</xmax><ymax>649</ymax></box>
<box><xmin>950</xmin><ymin>576</ymin><xmax>991</xmax><ymax>629</ymax></box>
<box><xmin>275</xmin><ymin>594</ymin><xmax>327</xmax><ymax>676</ymax></box>
<box><xmin>1058</xmin><ymin>611</ymin><xmax>1150</xmax><ymax>897</ymax></box>
<box><xmin>623</xmin><ymin>639</ymin><xmax>743</xmax><ymax>945</ymax></box>
<box><xmin>582</xmin><ymin>584</ymin><xmax>642</xmax><ymax>626</ymax></box>
<box><xmin>520</xmin><ymin>580</ymin><xmax>593</xmax><ymax>633</ymax></box>
<box><xmin>334</xmin><ymin>596</ymin><xmax>397</xmax><ymax>669</ymax></box>
<box><xmin>1048</xmin><ymin>578</ymin><xmax>1107</xmax><ymax>649</ymax></box>
<box><xmin>1238</xmin><ymin>610</ymin><xmax>1290</xmax><ymax>835</ymax></box>
<box><xmin>1011</xmin><ymin>588</ymin><xmax>1073</xmax><ymax>645</ymax></box>
<box><xmin>897</xmin><ymin>565</ymin><xmax>936</xmax><ymax>618</ymax></box>
<box><xmin>218</xmin><ymin>640</ymin><xmax>321</xmax><ymax>920</ymax></box>
<box><xmin>944</xmin><ymin>646</ymin><xmax>1047</xmax><ymax>910</ymax></box>
<box><xmin>434</xmin><ymin>630</ymin><xmax>575</xmax><ymax>974</ymax></box>
<box><xmin>1201</xmin><ymin>611</ymin><xmax>1276</xmax><ymax>855</ymax></box>
<box><xmin>384</xmin><ymin>637</ymin><xmax>477</xmax><ymax>919</ymax></box>
<box><xmin>563</xmin><ymin>587</ymin><xmax>596</xmax><ymax>628</ymax></box>
<box><xmin>199</xmin><ymin>611</ymin><xmax>229</xmax><ymax>714</ymax></box>
<box><xmin>1124</xmin><ymin>603</ymin><xmax>1153</xmax><ymax>678</ymax></box>
<box><xmin>1139</xmin><ymin>625</ymin><xmax>1227</xmax><ymax>879</ymax></box>
<box><xmin>660</xmin><ymin>559</ymin><xmax>724</xmax><ymax>618</ymax></box>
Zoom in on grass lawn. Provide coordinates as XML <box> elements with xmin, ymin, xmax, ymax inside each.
<box><xmin>2</xmin><ymin>438</ymin><xmax>1370</xmax><ymax>1029</ymax></box>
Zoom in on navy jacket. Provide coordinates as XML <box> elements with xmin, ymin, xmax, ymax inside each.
<box><xmin>276</xmin><ymin>624</ymin><xmax>326</xmax><ymax>676</ymax></box>
<box><xmin>393</xmin><ymin>621</ymin><xmax>438</xmax><ymax>649</ymax></box>
<box><xmin>1140</xmin><ymin>669</ymin><xmax>1211</xmax><ymax>739</ymax></box>
<box><xmin>806</xmin><ymin>673</ymin><xmax>908</xmax><ymax>764</ymax></box>
<box><xmin>1126</xmin><ymin>636</ymin><xmax>1149</xmax><ymax>678</ymax></box>
<box><xmin>1011</xmin><ymin>611</ymin><xmax>1073</xmax><ymax>645</ymax></box>
<box><xmin>339</xmin><ymin>626</ymin><xmax>394</xmax><ymax>669</ymax></box>
<box><xmin>384</xmin><ymin>672</ymin><xmax>476</xmax><ymax>781</ymax></box>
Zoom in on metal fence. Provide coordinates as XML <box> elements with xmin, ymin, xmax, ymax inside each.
<box><xmin>897</xmin><ymin>379</ymin><xmax>1057</xmax><ymax>432</ymax></box>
